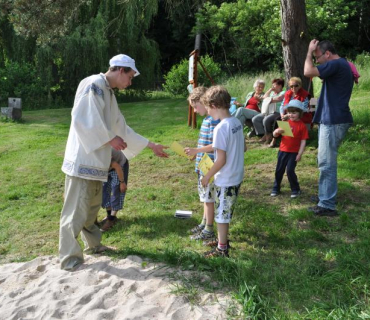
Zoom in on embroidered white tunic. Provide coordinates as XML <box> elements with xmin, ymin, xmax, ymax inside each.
<box><xmin>62</xmin><ymin>73</ymin><xmax>148</xmax><ymax>181</ymax></box>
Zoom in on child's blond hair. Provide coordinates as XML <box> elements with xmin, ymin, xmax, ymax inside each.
<box><xmin>188</xmin><ymin>86</ymin><xmax>207</xmax><ymax>106</ymax></box>
<box><xmin>201</xmin><ymin>85</ymin><xmax>231</xmax><ymax>109</ymax></box>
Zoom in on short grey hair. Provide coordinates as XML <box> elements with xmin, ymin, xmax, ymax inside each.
<box><xmin>253</xmin><ymin>79</ymin><xmax>265</xmax><ymax>89</ymax></box>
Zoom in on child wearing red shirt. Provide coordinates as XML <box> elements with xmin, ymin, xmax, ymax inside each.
<box><xmin>270</xmin><ymin>100</ymin><xmax>309</xmax><ymax>198</ymax></box>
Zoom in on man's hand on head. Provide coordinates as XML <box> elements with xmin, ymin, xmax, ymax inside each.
<box><xmin>308</xmin><ymin>39</ymin><xmax>319</xmax><ymax>54</ymax></box>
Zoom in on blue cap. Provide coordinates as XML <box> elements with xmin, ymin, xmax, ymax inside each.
<box><xmin>286</xmin><ymin>99</ymin><xmax>304</xmax><ymax>111</ymax></box>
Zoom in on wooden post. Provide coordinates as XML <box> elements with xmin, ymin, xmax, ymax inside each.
<box><xmin>192</xmin><ymin>50</ymin><xmax>198</xmax><ymax>128</ymax></box>
<box><xmin>187</xmin><ymin>50</ymin><xmax>216</xmax><ymax>129</ymax></box>
<box><xmin>188</xmin><ymin>50</ymin><xmax>198</xmax><ymax>128</ymax></box>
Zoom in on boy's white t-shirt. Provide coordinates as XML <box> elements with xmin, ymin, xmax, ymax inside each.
<box><xmin>212</xmin><ymin>116</ymin><xmax>245</xmax><ymax>187</ymax></box>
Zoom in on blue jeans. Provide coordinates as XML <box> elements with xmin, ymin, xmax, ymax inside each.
<box><xmin>317</xmin><ymin>123</ymin><xmax>351</xmax><ymax>210</ymax></box>
<box><xmin>273</xmin><ymin>151</ymin><xmax>300</xmax><ymax>193</ymax></box>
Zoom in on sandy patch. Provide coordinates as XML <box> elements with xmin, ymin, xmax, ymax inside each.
<box><xmin>0</xmin><ymin>255</ymin><xmax>233</xmax><ymax>320</ymax></box>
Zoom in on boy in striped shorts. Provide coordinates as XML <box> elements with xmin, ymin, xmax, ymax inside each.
<box><xmin>184</xmin><ymin>86</ymin><xmax>220</xmax><ymax>242</ymax></box>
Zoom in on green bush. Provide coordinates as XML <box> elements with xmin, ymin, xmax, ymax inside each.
<box><xmin>116</xmin><ymin>89</ymin><xmax>173</xmax><ymax>103</ymax></box>
<box><xmin>0</xmin><ymin>61</ymin><xmax>48</xmax><ymax>110</ymax></box>
<box><xmin>163</xmin><ymin>55</ymin><xmax>225</xmax><ymax>97</ymax></box>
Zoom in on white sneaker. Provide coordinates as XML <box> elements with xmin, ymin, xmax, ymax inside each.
<box><xmin>291</xmin><ymin>190</ymin><xmax>302</xmax><ymax>198</ymax></box>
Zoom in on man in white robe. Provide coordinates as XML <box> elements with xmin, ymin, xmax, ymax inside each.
<box><xmin>59</xmin><ymin>54</ymin><xmax>168</xmax><ymax>270</ymax></box>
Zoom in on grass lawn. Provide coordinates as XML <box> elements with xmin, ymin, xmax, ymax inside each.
<box><xmin>0</xmin><ymin>94</ymin><xmax>370</xmax><ymax>319</ymax></box>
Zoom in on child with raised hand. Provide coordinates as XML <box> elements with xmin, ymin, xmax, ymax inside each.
<box><xmin>270</xmin><ymin>100</ymin><xmax>309</xmax><ymax>198</ymax></box>
<box><xmin>200</xmin><ymin>85</ymin><xmax>245</xmax><ymax>258</ymax></box>
<box><xmin>100</xmin><ymin>148</ymin><xmax>129</xmax><ymax>231</ymax></box>
<box><xmin>184</xmin><ymin>86</ymin><xmax>220</xmax><ymax>242</ymax></box>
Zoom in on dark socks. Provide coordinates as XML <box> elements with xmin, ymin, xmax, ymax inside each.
<box><xmin>106</xmin><ymin>209</ymin><xmax>115</xmax><ymax>221</ymax></box>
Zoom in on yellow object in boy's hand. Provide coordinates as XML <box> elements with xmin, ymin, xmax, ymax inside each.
<box><xmin>198</xmin><ymin>153</ymin><xmax>214</xmax><ymax>184</ymax></box>
<box><xmin>170</xmin><ymin>141</ymin><xmax>192</xmax><ymax>159</ymax></box>
<box><xmin>277</xmin><ymin>121</ymin><xmax>294</xmax><ymax>137</ymax></box>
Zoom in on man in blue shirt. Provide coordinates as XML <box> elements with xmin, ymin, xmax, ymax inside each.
<box><xmin>304</xmin><ymin>39</ymin><xmax>354</xmax><ymax>216</ymax></box>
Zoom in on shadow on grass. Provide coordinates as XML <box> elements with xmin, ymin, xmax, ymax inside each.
<box><xmin>100</xmin><ymin>171</ymin><xmax>370</xmax><ymax>318</ymax></box>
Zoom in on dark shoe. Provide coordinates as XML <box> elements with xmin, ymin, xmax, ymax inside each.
<box><xmin>204</xmin><ymin>247</ymin><xmax>229</xmax><ymax>258</ymax></box>
<box><xmin>270</xmin><ymin>190</ymin><xmax>279</xmax><ymax>197</ymax></box>
<box><xmin>310</xmin><ymin>195</ymin><xmax>337</xmax><ymax>204</ymax></box>
<box><xmin>100</xmin><ymin>216</ymin><xmax>118</xmax><ymax>232</ymax></box>
<box><xmin>291</xmin><ymin>190</ymin><xmax>301</xmax><ymax>198</ymax></box>
<box><xmin>310</xmin><ymin>195</ymin><xmax>319</xmax><ymax>203</ymax></box>
<box><xmin>308</xmin><ymin>205</ymin><xmax>338</xmax><ymax>217</ymax></box>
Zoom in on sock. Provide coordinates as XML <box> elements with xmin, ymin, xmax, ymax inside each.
<box><xmin>106</xmin><ymin>209</ymin><xmax>112</xmax><ymax>216</ymax></box>
<box><xmin>217</xmin><ymin>242</ymin><xmax>228</xmax><ymax>251</ymax></box>
<box><xmin>204</xmin><ymin>224</ymin><xmax>214</xmax><ymax>233</ymax></box>
<box><xmin>200</xmin><ymin>217</ymin><xmax>206</xmax><ymax>227</ymax></box>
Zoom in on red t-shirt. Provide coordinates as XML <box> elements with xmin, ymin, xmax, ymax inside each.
<box><xmin>280</xmin><ymin>120</ymin><xmax>309</xmax><ymax>153</ymax></box>
<box><xmin>245</xmin><ymin>95</ymin><xmax>260</xmax><ymax>112</ymax></box>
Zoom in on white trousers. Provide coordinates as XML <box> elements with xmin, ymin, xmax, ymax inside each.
<box><xmin>59</xmin><ymin>175</ymin><xmax>102</xmax><ymax>270</ymax></box>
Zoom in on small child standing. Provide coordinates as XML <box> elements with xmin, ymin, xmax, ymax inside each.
<box><xmin>100</xmin><ymin>148</ymin><xmax>129</xmax><ymax>231</ymax></box>
<box><xmin>201</xmin><ymin>85</ymin><xmax>245</xmax><ymax>258</ymax></box>
<box><xmin>270</xmin><ymin>100</ymin><xmax>309</xmax><ymax>198</ymax></box>
<box><xmin>184</xmin><ymin>86</ymin><xmax>220</xmax><ymax>242</ymax></box>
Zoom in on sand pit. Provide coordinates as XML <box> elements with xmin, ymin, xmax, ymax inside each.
<box><xmin>0</xmin><ymin>255</ymin><xmax>234</xmax><ymax>319</ymax></box>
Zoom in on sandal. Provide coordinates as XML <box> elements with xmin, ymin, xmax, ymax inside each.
<box><xmin>203</xmin><ymin>239</ymin><xmax>231</xmax><ymax>249</ymax></box>
<box><xmin>189</xmin><ymin>224</ymin><xmax>205</xmax><ymax>234</ymax></box>
<box><xmin>204</xmin><ymin>247</ymin><xmax>229</xmax><ymax>258</ymax></box>
<box><xmin>269</xmin><ymin>138</ymin><xmax>277</xmax><ymax>148</ymax></box>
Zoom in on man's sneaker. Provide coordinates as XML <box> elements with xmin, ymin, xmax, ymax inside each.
<box><xmin>190</xmin><ymin>230</ymin><xmax>216</xmax><ymax>241</ymax></box>
<box><xmin>310</xmin><ymin>195</ymin><xmax>337</xmax><ymax>204</ymax></box>
<box><xmin>204</xmin><ymin>247</ymin><xmax>229</xmax><ymax>258</ymax></box>
<box><xmin>189</xmin><ymin>224</ymin><xmax>205</xmax><ymax>234</ymax></box>
<box><xmin>247</xmin><ymin>130</ymin><xmax>256</xmax><ymax>138</ymax></box>
<box><xmin>291</xmin><ymin>190</ymin><xmax>301</xmax><ymax>198</ymax></box>
<box><xmin>100</xmin><ymin>216</ymin><xmax>118</xmax><ymax>232</ymax></box>
<box><xmin>270</xmin><ymin>190</ymin><xmax>279</xmax><ymax>197</ymax></box>
<box><xmin>310</xmin><ymin>195</ymin><xmax>319</xmax><ymax>203</ymax></box>
<box><xmin>308</xmin><ymin>205</ymin><xmax>339</xmax><ymax>217</ymax></box>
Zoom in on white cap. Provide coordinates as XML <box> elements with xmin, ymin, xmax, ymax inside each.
<box><xmin>109</xmin><ymin>54</ymin><xmax>140</xmax><ymax>77</ymax></box>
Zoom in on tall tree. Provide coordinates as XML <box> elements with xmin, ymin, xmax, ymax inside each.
<box><xmin>280</xmin><ymin>0</ymin><xmax>310</xmax><ymax>91</ymax></box>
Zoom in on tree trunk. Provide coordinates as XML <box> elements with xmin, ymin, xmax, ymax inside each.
<box><xmin>280</xmin><ymin>0</ymin><xmax>311</xmax><ymax>94</ymax></box>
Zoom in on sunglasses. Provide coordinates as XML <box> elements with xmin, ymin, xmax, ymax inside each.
<box><xmin>314</xmin><ymin>53</ymin><xmax>325</xmax><ymax>61</ymax></box>
<box><xmin>290</xmin><ymin>84</ymin><xmax>299</xmax><ymax>88</ymax></box>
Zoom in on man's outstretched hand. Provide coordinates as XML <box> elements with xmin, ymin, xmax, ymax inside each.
<box><xmin>148</xmin><ymin>142</ymin><xmax>169</xmax><ymax>158</ymax></box>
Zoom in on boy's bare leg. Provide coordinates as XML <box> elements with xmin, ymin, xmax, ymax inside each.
<box><xmin>204</xmin><ymin>202</ymin><xmax>214</xmax><ymax>226</ymax></box>
<box><xmin>217</xmin><ymin>223</ymin><xmax>229</xmax><ymax>247</ymax></box>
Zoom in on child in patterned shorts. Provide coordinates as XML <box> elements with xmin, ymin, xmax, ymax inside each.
<box><xmin>200</xmin><ymin>85</ymin><xmax>245</xmax><ymax>258</ymax></box>
<box><xmin>184</xmin><ymin>86</ymin><xmax>220</xmax><ymax>242</ymax></box>
<box><xmin>100</xmin><ymin>148</ymin><xmax>129</xmax><ymax>231</ymax></box>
